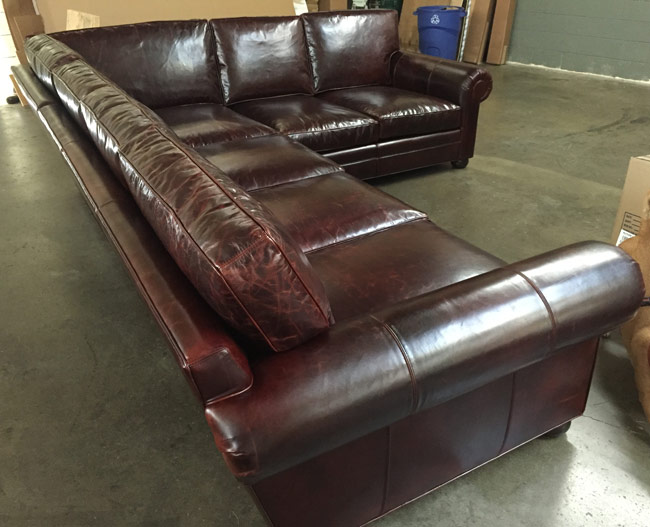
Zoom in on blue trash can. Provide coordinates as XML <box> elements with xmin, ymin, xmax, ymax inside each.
<box><xmin>414</xmin><ymin>6</ymin><xmax>466</xmax><ymax>60</ymax></box>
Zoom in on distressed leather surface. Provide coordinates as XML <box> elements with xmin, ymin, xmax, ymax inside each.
<box><xmin>250</xmin><ymin>172</ymin><xmax>426</xmax><ymax>253</ymax></box>
<box><xmin>211</xmin><ymin>17</ymin><xmax>313</xmax><ymax>104</ymax></box>
<box><xmin>53</xmin><ymin>20</ymin><xmax>222</xmax><ymax>108</ymax></box>
<box><xmin>319</xmin><ymin>86</ymin><xmax>461</xmax><ymax>139</ymax></box>
<box><xmin>196</xmin><ymin>135</ymin><xmax>343</xmax><ymax>191</ymax></box>
<box><xmin>232</xmin><ymin>94</ymin><xmax>379</xmax><ymax>152</ymax></box>
<box><xmin>302</xmin><ymin>10</ymin><xmax>399</xmax><ymax>92</ymax></box>
<box><xmin>154</xmin><ymin>103</ymin><xmax>274</xmax><ymax>148</ymax></box>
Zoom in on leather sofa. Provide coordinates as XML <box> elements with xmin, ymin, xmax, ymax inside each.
<box><xmin>13</xmin><ymin>10</ymin><xmax>644</xmax><ymax>527</ymax></box>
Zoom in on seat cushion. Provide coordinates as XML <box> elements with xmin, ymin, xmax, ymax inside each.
<box><xmin>232</xmin><ymin>95</ymin><xmax>379</xmax><ymax>152</ymax></box>
<box><xmin>196</xmin><ymin>135</ymin><xmax>342</xmax><ymax>191</ymax></box>
<box><xmin>211</xmin><ymin>17</ymin><xmax>313</xmax><ymax>104</ymax></box>
<box><xmin>308</xmin><ymin>219</ymin><xmax>503</xmax><ymax>321</ymax></box>
<box><xmin>302</xmin><ymin>10</ymin><xmax>399</xmax><ymax>92</ymax></box>
<box><xmin>320</xmin><ymin>86</ymin><xmax>461</xmax><ymax>139</ymax></box>
<box><xmin>53</xmin><ymin>21</ymin><xmax>222</xmax><ymax>108</ymax></box>
<box><xmin>155</xmin><ymin>103</ymin><xmax>274</xmax><ymax>148</ymax></box>
<box><xmin>251</xmin><ymin>172</ymin><xmax>426</xmax><ymax>253</ymax></box>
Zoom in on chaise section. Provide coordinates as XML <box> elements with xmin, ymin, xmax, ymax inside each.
<box><xmin>232</xmin><ymin>95</ymin><xmax>379</xmax><ymax>152</ymax></box>
<box><xmin>154</xmin><ymin>103</ymin><xmax>274</xmax><ymax>148</ymax></box>
<box><xmin>319</xmin><ymin>86</ymin><xmax>461</xmax><ymax>139</ymax></box>
<box><xmin>196</xmin><ymin>135</ymin><xmax>342</xmax><ymax>191</ymax></box>
<box><xmin>250</xmin><ymin>172</ymin><xmax>426</xmax><ymax>253</ymax></box>
<box><xmin>205</xmin><ymin>242</ymin><xmax>643</xmax><ymax>484</ymax></box>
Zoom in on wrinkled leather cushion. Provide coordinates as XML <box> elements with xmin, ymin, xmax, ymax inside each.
<box><xmin>320</xmin><ymin>86</ymin><xmax>461</xmax><ymax>139</ymax></box>
<box><xmin>196</xmin><ymin>135</ymin><xmax>342</xmax><ymax>191</ymax></box>
<box><xmin>308</xmin><ymin>219</ymin><xmax>504</xmax><ymax>321</ymax></box>
<box><xmin>155</xmin><ymin>103</ymin><xmax>274</xmax><ymax>148</ymax></box>
<box><xmin>211</xmin><ymin>17</ymin><xmax>313</xmax><ymax>104</ymax></box>
<box><xmin>232</xmin><ymin>95</ymin><xmax>379</xmax><ymax>152</ymax></box>
<box><xmin>302</xmin><ymin>10</ymin><xmax>399</xmax><ymax>92</ymax></box>
<box><xmin>251</xmin><ymin>172</ymin><xmax>426</xmax><ymax>253</ymax></box>
<box><xmin>53</xmin><ymin>20</ymin><xmax>222</xmax><ymax>108</ymax></box>
<box><xmin>28</xmin><ymin>37</ymin><xmax>334</xmax><ymax>352</ymax></box>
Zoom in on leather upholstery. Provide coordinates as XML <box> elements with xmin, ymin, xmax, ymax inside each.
<box><xmin>19</xmin><ymin>16</ymin><xmax>646</xmax><ymax>527</ymax></box>
<box><xmin>302</xmin><ymin>10</ymin><xmax>399</xmax><ymax>92</ymax></box>
<box><xmin>320</xmin><ymin>86</ymin><xmax>461</xmax><ymax>139</ymax></box>
<box><xmin>206</xmin><ymin>242</ymin><xmax>643</xmax><ymax>484</ymax></box>
<box><xmin>211</xmin><ymin>17</ymin><xmax>313</xmax><ymax>104</ymax></box>
<box><xmin>251</xmin><ymin>172</ymin><xmax>426</xmax><ymax>253</ymax></box>
<box><xmin>309</xmin><ymin>220</ymin><xmax>503</xmax><ymax>320</ymax></box>
<box><xmin>232</xmin><ymin>95</ymin><xmax>379</xmax><ymax>152</ymax></box>
<box><xmin>155</xmin><ymin>103</ymin><xmax>274</xmax><ymax>148</ymax></box>
<box><xmin>196</xmin><ymin>135</ymin><xmax>342</xmax><ymax>191</ymax></box>
<box><xmin>53</xmin><ymin>21</ymin><xmax>222</xmax><ymax>108</ymax></box>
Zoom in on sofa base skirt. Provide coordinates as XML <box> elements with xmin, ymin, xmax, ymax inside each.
<box><xmin>323</xmin><ymin>130</ymin><xmax>463</xmax><ymax>181</ymax></box>
<box><xmin>249</xmin><ymin>338</ymin><xmax>598</xmax><ymax>527</ymax></box>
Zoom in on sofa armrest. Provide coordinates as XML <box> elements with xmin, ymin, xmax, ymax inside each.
<box><xmin>205</xmin><ymin>242</ymin><xmax>643</xmax><ymax>484</ymax></box>
<box><xmin>391</xmin><ymin>51</ymin><xmax>492</xmax><ymax>107</ymax></box>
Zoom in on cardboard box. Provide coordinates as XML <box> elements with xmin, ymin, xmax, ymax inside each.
<box><xmin>66</xmin><ymin>9</ymin><xmax>100</xmax><ymax>30</ymax></box>
<box><xmin>319</xmin><ymin>0</ymin><xmax>347</xmax><ymax>10</ymax></box>
<box><xmin>3</xmin><ymin>0</ymin><xmax>44</xmax><ymax>65</ymax></box>
<box><xmin>611</xmin><ymin>156</ymin><xmax>650</xmax><ymax>246</ymax></box>
<box><xmin>486</xmin><ymin>0</ymin><xmax>516</xmax><ymax>65</ymax></box>
<box><xmin>462</xmin><ymin>0</ymin><xmax>495</xmax><ymax>64</ymax></box>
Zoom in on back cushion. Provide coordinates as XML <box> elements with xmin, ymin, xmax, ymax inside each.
<box><xmin>28</xmin><ymin>37</ymin><xmax>334</xmax><ymax>351</ymax></box>
<box><xmin>211</xmin><ymin>17</ymin><xmax>313</xmax><ymax>104</ymax></box>
<box><xmin>52</xmin><ymin>20</ymin><xmax>222</xmax><ymax>108</ymax></box>
<box><xmin>302</xmin><ymin>10</ymin><xmax>399</xmax><ymax>92</ymax></box>
<box><xmin>25</xmin><ymin>34</ymin><xmax>80</xmax><ymax>92</ymax></box>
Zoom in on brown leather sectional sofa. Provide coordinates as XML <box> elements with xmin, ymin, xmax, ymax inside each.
<box><xmin>14</xmin><ymin>9</ymin><xmax>645</xmax><ymax>527</ymax></box>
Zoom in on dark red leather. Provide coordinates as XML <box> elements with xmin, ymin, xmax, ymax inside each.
<box><xmin>251</xmin><ymin>172</ymin><xmax>426</xmax><ymax>252</ymax></box>
<box><xmin>154</xmin><ymin>103</ymin><xmax>274</xmax><ymax>148</ymax></box>
<box><xmin>206</xmin><ymin>242</ymin><xmax>643</xmax><ymax>484</ymax></box>
<box><xmin>391</xmin><ymin>51</ymin><xmax>492</xmax><ymax>160</ymax></box>
<box><xmin>232</xmin><ymin>95</ymin><xmax>379</xmax><ymax>152</ymax></box>
<box><xmin>11</xmin><ymin>62</ymin><xmax>57</xmax><ymax>110</ymax></box>
<box><xmin>302</xmin><ymin>10</ymin><xmax>399</xmax><ymax>92</ymax></box>
<box><xmin>52</xmin><ymin>20</ymin><xmax>222</xmax><ymax>108</ymax></box>
<box><xmin>24</xmin><ymin>34</ymin><xmax>80</xmax><ymax>91</ymax></box>
<box><xmin>309</xmin><ymin>220</ymin><xmax>503</xmax><ymax>320</ymax></box>
<box><xmin>196</xmin><ymin>135</ymin><xmax>342</xmax><ymax>191</ymax></box>
<box><xmin>319</xmin><ymin>86</ymin><xmax>461</xmax><ymax>139</ymax></box>
<box><xmin>210</xmin><ymin>17</ymin><xmax>313</xmax><ymax>104</ymax></box>
<box><xmin>22</xmin><ymin>79</ymin><xmax>253</xmax><ymax>404</ymax></box>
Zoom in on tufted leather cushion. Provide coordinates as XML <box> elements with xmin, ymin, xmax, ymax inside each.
<box><xmin>155</xmin><ymin>103</ymin><xmax>274</xmax><ymax>148</ymax></box>
<box><xmin>319</xmin><ymin>86</ymin><xmax>461</xmax><ymax>139</ymax></box>
<box><xmin>211</xmin><ymin>17</ymin><xmax>313</xmax><ymax>104</ymax></box>
<box><xmin>302</xmin><ymin>10</ymin><xmax>399</xmax><ymax>93</ymax></box>
<box><xmin>232</xmin><ymin>95</ymin><xmax>379</xmax><ymax>152</ymax></box>
<box><xmin>53</xmin><ymin>20</ymin><xmax>222</xmax><ymax>108</ymax></box>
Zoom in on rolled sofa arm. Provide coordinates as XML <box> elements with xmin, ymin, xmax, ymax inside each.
<box><xmin>205</xmin><ymin>242</ymin><xmax>643</xmax><ymax>483</ymax></box>
<box><xmin>391</xmin><ymin>50</ymin><xmax>493</xmax><ymax>106</ymax></box>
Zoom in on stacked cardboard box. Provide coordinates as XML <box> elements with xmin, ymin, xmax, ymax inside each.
<box><xmin>306</xmin><ymin>0</ymin><xmax>320</xmax><ymax>12</ymax></box>
<box><xmin>4</xmin><ymin>0</ymin><xmax>44</xmax><ymax>65</ymax></box>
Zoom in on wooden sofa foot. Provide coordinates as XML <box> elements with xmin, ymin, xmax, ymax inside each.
<box><xmin>451</xmin><ymin>158</ymin><xmax>469</xmax><ymax>169</ymax></box>
<box><xmin>541</xmin><ymin>421</ymin><xmax>572</xmax><ymax>439</ymax></box>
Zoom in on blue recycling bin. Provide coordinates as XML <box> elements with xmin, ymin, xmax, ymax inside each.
<box><xmin>414</xmin><ymin>6</ymin><xmax>466</xmax><ymax>60</ymax></box>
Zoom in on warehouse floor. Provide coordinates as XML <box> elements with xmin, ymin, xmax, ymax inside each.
<box><xmin>1</xmin><ymin>64</ymin><xmax>649</xmax><ymax>526</ymax></box>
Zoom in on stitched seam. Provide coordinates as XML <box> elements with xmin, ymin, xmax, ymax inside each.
<box><xmin>221</xmin><ymin>238</ymin><xmax>267</xmax><ymax>267</ymax></box>
<box><xmin>305</xmin><ymin>216</ymin><xmax>427</xmax><ymax>255</ymax></box>
<box><xmin>512</xmin><ymin>269</ymin><xmax>558</xmax><ymax>351</ymax></box>
<box><xmin>287</xmin><ymin>121</ymin><xmax>377</xmax><ymax>135</ymax></box>
<box><xmin>379</xmin><ymin>140</ymin><xmax>462</xmax><ymax>159</ymax></box>
<box><xmin>380</xmin><ymin>426</ymin><xmax>392</xmax><ymax>514</ymax></box>
<box><xmin>371</xmin><ymin>316</ymin><xmax>420</xmax><ymax>413</ymax></box>
<box><xmin>247</xmin><ymin>168</ymin><xmax>345</xmax><ymax>192</ymax></box>
<box><xmin>498</xmin><ymin>373</ymin><xmax>517</xmax><ymax>455</ymax></box>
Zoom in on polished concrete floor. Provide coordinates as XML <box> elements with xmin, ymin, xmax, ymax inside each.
<box><xmin>1</xmin><ymin>64</ymin><xmax>649</xmax><ymax>526</ymax></box>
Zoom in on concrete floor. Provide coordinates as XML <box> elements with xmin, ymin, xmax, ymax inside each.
<box><xmin>1</xmin><ymin>64</ymin><xmax>649</xmax><ymax>526</ymax></box>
